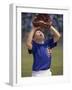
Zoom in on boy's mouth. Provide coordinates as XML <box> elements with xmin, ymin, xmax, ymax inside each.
<box><xmin>40</xmin><ymin>34</ymin><xmax>42</xmax><ymax>36</ymax></box>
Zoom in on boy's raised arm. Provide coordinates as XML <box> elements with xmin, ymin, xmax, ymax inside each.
<box><xmin>50</xmin><ymin>26</ymin><xmax>61</xmax><ymax>42</ymax></box>
<box><xmin>39</xmin><ymin>19</ymin><xmax>61</xmax><ymax>42</ymax></box>
<box><xmin>26</xmin><ymin>26</ymin><xmax>35</xmax><ymax>50</ymax></box>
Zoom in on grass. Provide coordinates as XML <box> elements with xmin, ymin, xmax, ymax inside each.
<box><xmin>51</xmin><ymin>45</ymin><xmax>63</xmax><ymax>75</ymax></box>
<box><xmin>21</xmin><ymin>42</ymin><xmax>63</xmax><ymax>77</ymax></box>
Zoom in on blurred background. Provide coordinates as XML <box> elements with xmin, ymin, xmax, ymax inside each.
<box><xmin>21</xmin><ymin>13</ymin><xmax>63</xmax><ymax>77</ymax></box>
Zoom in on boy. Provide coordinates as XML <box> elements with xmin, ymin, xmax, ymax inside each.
<box><xmin>26</xmin><ymin>14</ymin><xmax>61</xmax><ymax>76</ymax></box>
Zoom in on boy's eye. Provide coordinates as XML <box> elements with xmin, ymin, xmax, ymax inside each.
<box><xmin>38</xmin><ymin>32</ymin><xmax>40</xmax><ymax>34</ymax></box>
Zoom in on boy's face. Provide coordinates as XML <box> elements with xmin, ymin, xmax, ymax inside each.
<box><xmin>34</xmin><ymin>30</ymin><xmax>45</xmax><ymax>42</ymax></box>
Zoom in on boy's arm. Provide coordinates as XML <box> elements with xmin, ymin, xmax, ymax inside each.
<box><xmin>26</xmin><ymin>26</ymin><xmax>35</xmax><ymax>50</ymax></box>
<box><xmin>50</xmin><ymin>26</ymin><xmax>61</xmax><ymax>42</ymax></box>
<box><xmin>26</xmin><ymin>26</ymin><xmax>39</xmax><ymax>49</ymax></box>
<box><xmin>38</xmin><ymin>20</ymin><xmax>61</xmax><ymax>42</ymax></box>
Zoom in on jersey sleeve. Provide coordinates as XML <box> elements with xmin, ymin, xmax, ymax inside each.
<box><xmin>45</xmin><ymin>38</ymin><xmax>57</xmax><ymax>49</ymax></box>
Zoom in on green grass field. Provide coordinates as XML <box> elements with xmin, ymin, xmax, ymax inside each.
<box><xmin>21</xmin><ymin>41</ymin><xmax>63</xmax><ymax>77</ymax></box>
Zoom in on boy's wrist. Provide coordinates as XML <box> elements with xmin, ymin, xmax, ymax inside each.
<box><xmin>46</xmin><ymin>21</ymin><xmax>52</xmax><ymax>29</ymax></box>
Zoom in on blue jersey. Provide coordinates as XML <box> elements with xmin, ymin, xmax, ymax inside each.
<box><xmin>31</xmin><ymin>38</ymin><xmax>57</xmax><ymax>71</ymax></box>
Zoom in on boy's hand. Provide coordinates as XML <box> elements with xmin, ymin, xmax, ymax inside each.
<box><xmin>48</xmin><ymin>48</ymin><xmax>52</xmax><ymax>55</ymax></box>
<box><xmin>33</xmin><ymin>19</ymin><xmax>52</xmax><ymax>29</ymax></box>
<box><xmin>32</xmin><ymin>25</ymin><xmax>41</xmax><ymax>31</ymax></box>
<box><xmin>32</xmin><ymin>20</ymin><xmax>45</xmax><ymax>28</ymax></box>
<box><xmin>38</xmin><ymin>20</ymin><xmax>52</xmax><ymax>29</ymax></box>
<box><xmin>46</xmin><ymin>21</ymin><xmax>52</xmax><ymax>29</ymax></box>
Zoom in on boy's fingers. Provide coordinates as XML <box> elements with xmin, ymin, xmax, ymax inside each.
<box><xmin>48</xmin><ymin>49</ymin><xmax>52</xmax><ymax>54</ymax></box>
<box><xmin>32</xmin><ymin>25</ymin><xmax>41</xmax><ymax>31</ymax></box>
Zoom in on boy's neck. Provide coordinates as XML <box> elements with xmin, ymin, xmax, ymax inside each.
<box><xmin>34</xmin><ymin>39</ymin><xmax>44</xmax><ymax>44</ymax></box>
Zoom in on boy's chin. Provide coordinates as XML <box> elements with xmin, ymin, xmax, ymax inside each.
<box><xmin>39</xmin><ymin>38</ymin><xmax>45</xmax><ymax>41</ymax></box>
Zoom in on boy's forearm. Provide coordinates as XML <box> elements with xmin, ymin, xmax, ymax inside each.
<box><xmin>27</xmin><ymin>30</ymin><xmax>34</xmax><ymax>43</ymax></box>
<box><xmin>50</xmin><ymin>26</ymin><xmax>61</xmax><ymax>42</ymax></box>
<box><xmin>26</xmin><ymin>26</ymin><xmax>40</xmax><ymax>49</ymax></box>
<box><xmin>26</xmin><ymin>29</ymin><xmax>34</xmax><ymax>49</ymax></box>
